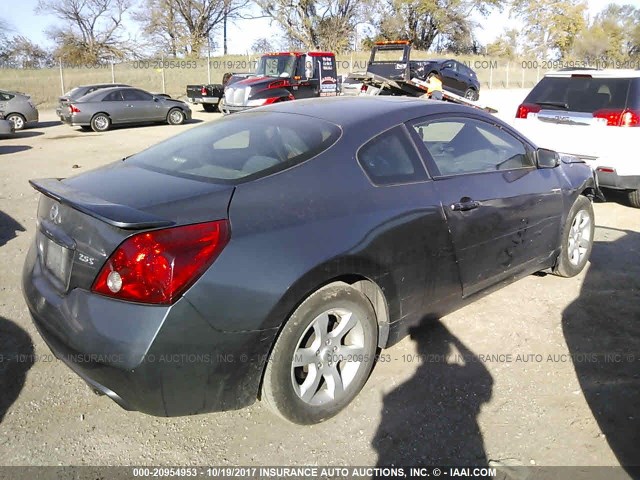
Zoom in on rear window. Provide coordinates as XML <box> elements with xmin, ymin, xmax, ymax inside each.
<box><xmin>526</xmin><ymin>76</ymin><xmax>632</xmax><ymax>112</ymax></box>
<box><xmin>126</xmin><ymin>112</ymin><xmax>341</xmax><ymax>183</ymax></box>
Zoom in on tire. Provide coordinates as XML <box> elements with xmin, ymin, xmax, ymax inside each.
<box><xmin>6</xmin><ymin>113</ymin><xmax>25</xmax><ymax>131</ymax></box>
<box><xmin>464</xmin><ymin>88</ymin><xmax>479</xmax><ymax>101</ymax></box>
<box><xmin>202</xmin><ymin>103</ymin><xmax>217</xmax><ymax>113</ymax></box>
<box><xmin>553</xmin><ymin>195</ymin><xmax>594</xmax><ymax>277</ymax></box>
<box><xmin>628</xmin><ymin>189</ymin><xmax>640</xmax><ymax>208</ymax></box>
<box><xmin>262</xmin><ymin>283</ymin><xmax>378</xmax><ymax>424</ymax></box>
<box><xmin>90</xmin><ymin>113</ymin><xmax>111</xmax><ymax>132</ymax></box>
<box><xmin>167</xmin><ymin>108</ymin><xmax>185</xmax><ymax>125</ymax></box>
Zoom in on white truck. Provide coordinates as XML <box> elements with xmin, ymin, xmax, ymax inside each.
<box><xmin>505</xmin><ymin>69</ymin><xmax>640</xmax><ymax>207</ymax></box>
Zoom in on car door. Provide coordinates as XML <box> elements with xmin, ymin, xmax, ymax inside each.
<box><xmin>120</xmin><ymin>89</ymin><xmax>159</xmax><ymax>122</ymax></box>
<box><xmin>408</xmin><ymin>114</ymin><xmax>564</xmax><ymax>297</ymax></box>
<box><xmin>100</xmin><ymin>90</ymin><xmax>126</xmax><ymax>123</ymax></box>
<box><xmin>439</xmin><ymin>61</ymin><xmax>463</xmax><ymax>95</ymax></box>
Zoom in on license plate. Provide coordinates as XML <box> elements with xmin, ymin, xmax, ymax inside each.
<box><xmin>40</xmin><ymin>234</ymin><xmax>72</xmax><ymax>287</ymax></box>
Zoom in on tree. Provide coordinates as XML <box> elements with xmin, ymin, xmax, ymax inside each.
<box><xmin>36</xmin><ymin>0</ymin><xmax>134</xmax><ymax>64</ymax></box>
<box><xmin>7</xmin><ymin>36</ymin><xmax>53</xmax><ymax>68</ymax></box>
<box><xmin>511</xmin><ymin>0</ymin><xmax>587</xmax><ymax>60</ymax></box>
<box><xmin>135</xmin><ymin>0</ymin><xmax>251</xmax><ymax>57</ymax></box>
<box><xmin>374</xmin><ymin>0</ymin><xmax>505</xmax><ymax>52</ymax></box>
<box><xmin>486</xmin><ymin>28</ymin><xmax>519</xmax><ymax>59</ymax></box>
<box><xmin>255</xmin><ymin>0</ymin><xmax>368</xmax><ymax>53</ymax></box>
<box><xmin>251</xmin><ymin>37</ymin><xmax>274</xmax><ymax>53</ymax></box>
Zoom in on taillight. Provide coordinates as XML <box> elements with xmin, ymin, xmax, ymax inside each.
<box><xmin>91</xmin><ymin>220</ymin><xmax>230</xmax><ymax>304</ymax></box>
<box><xmin>360</xmin><ymin>84</ymin><xmax>368</xmax><ymax>93</ymax></box>
<box><xmin>593</xmin><ymin>108</ymin><xmax>640</xmax><ymax>127</ymax></box>
<box><xmin>201</xmin><ymin>86</ymin><xmax>207</xmax><ymax>95</ymax></box>
<box><xmin>69</xmin><ymin>105</ymin><xmax>81</xmax><ymax>114</ymax></box>
<box><xmin>516</xmin><ymin>103</ymin><xmax>541</xmax><ymax>119</ymax></box>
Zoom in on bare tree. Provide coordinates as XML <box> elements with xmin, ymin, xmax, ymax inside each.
<box><xmin>36</xmin><ymin>0</ymin><xmax>133</xmax><ymax>64</ymax></box>
<box><xmin>255</xmin><ymin>0</ymin><xmax>368</xmax><ymax>53</ymax></box>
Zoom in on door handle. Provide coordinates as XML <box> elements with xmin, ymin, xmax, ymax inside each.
<box><xmin>451</xmin><ymin>199</ymin><xmax>481</xmax><ymax>211</ymax></box>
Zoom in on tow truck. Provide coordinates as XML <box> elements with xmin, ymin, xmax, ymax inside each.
<box><xmin>221</xmin><ymin>51</ymin><xmax>339</xmax><ymax>114</ymax></box>
<box><xmin>353</xmin><ymin>41</ymin><xmax>497</xmax><ymax>113</ymax></box>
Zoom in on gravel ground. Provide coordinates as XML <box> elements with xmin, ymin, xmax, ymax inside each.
<box><xmin>0</xmin><ymin>98</ymin><xmax>638</xmax><ymax>472</ymax></box>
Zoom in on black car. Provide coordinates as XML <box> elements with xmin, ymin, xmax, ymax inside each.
<box><xmin>417</xmin><ymin>59</ymin><xmax>481</xmax><ymax>100</ymax></box>
<box><xmin>23</xmin><ymin>96</ymin><xmax>599</xmax><ymax>424</ymax></box>
<box><xmin>56</xmin><ymin>83</ymin><xmax>131</xmax><ymax>119</ymax></box>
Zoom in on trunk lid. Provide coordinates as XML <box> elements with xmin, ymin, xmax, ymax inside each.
<box><xmin>30</xmin><ymin>162</ymin><xmax>234</xmax><ymax>294</ymax></box>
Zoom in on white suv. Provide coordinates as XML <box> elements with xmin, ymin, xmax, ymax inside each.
<box><xmin>510</xmin><ymin>69</ymin><xmax>640</xmax><ymax>207</ymax></box>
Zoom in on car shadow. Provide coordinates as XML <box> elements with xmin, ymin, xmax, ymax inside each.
<box><xmin>11</xmin><ymin>131</ymin><xmax>44</xmax><ymax>139</ymax></box>
<box><xmin>0</xmin><ymin>210</ymin><xmax>26</xmax><ymax>247</ymax></box>
<box><xmin>372</xmin><ymin>320</ymin><xmax>493</xmax><ymax>466</ymax></box>
<box><xmin>0</xmin><ymin>145</ymin><xmax>32</xmax><ymax>154</ymax></box>
<box><xmin>0</xmin><ymin>316</ymin><xmax>34</xmax><ymax>424</ymax></box>
<box><xmin>34</xmin><ymin>121</ymin><xmax>62</xmax><ymax>128</ymax></box>
<box><xmin>601</xmin><ymin>189</ymin><xmax>636</xmax><ymax>209</ymax></box>
<box><xmin>562</xmin><ymin>227</ymin><xmax>640</xmax><ymax>471</ymax></box>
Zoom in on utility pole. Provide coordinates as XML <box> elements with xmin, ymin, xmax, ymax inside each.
<box><xmin>223</xmin><ymin>2</ymin><xmax>228</xmax><ymax>55</ymax></box>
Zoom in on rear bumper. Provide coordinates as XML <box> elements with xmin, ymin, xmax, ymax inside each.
<box><xmin>22</xmin><ymin>243</ymin><xmax>278</xmax><ymax>417</ymax></box>
<box><xmin>188</xmin><ymin>97</ymin><xmax>220</xmax><ymax>105</ymax></box>
<box><xmin>594</xmin><ymin>170</ymin><xmax>640</xmax><ymax>191</ymax></box>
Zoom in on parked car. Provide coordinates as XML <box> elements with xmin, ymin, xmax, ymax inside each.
<box><xmin>510</xmin><ymin>69</ymin><xmax>640</xmax><ymax>207</ymax></box>
<box><xmin>23</xmin><ymin>96</ymin><xmax>600</xmax><ymax>425</ymax></box>
<box><xmin>60</xmin><ymin>87</ymin><xmax>191</xmax><ymax>132</ymax></box>
<box><xmin>0</xmin><ymin>89</ymin><xmax>39</xmax><ymax>130</ymax></box>
<box><xmin>0</xmin><ymin>110</ymin><xmax>15</xmax><ymax>136</ymax></box>
<box><xmin>56</xmin><ymin>83</ymin><xmax>131</xmax><ymax>119</ymax></box>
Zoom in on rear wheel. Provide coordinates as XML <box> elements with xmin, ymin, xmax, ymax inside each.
<box><xmin>167</xmin><ymin>108</ymin><xmax>185</xmax><ymax>125</ymax></box>
<box><xmin>464</xmin><ymin>88</ymin><xmax>478</xmax><ymax>101</ymax></box>
<box><xmin>90</xmin><ymin>113</ymin><xmax>111</xmax><ymax>132</ymax></box>
<box><xmin>6</xmin><ymin>113</ymin><xmax>25</xmax><ymax>131</ymax></box>
<box><xmin>202</xmin><ymin>103</ymin><xmax>217</xmax><ymax>112</ymax></box>
<box><xmin>262</xmin><ymin>283</ymin><xmax>378</xmax><ymax>424</ymax></box>
<box><xmin>628</xmin><ymin>189</ymin><xmax>640</xmax><ymax>208</ymax></box>
<box><xmin>553</xmin><ymin>195</ymin><xmax>594</xmax><ymax>277</ymax></box>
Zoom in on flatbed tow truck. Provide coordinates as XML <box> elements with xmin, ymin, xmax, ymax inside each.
<box><xmin>353</xmin><ymin>41</ymin><xmax>497</xmax><ymax>113</ymax></box>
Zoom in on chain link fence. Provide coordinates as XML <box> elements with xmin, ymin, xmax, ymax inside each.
<box><xmin>0</xmin><ymin>54</ymin><xmax>626</xmax><ymax>108</ymax></box>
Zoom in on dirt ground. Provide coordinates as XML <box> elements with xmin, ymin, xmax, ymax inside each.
<box><xmin>0</xmin><ymin>99</ymin><xmax>638</xmax><ymax>472</ymax></box>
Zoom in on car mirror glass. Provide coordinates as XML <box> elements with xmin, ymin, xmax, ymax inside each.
<box><xmin>537</xmin><ymin>148</ymin><xmax>560</xmax><ymax>168</ymax></box>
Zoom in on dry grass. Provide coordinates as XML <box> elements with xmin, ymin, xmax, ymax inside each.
<box><xmin>0</xmin><ymin>52</ymin><xmax>551</xmax><ymax>107</ymax></box>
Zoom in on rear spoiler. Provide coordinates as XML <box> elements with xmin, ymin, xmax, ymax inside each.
<box><xmin>29</xmin><ymin>178</ymin><xmax>175</xmax><ymax>230</ymax></box>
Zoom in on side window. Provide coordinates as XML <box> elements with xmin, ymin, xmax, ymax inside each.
<box><xmin>443</xmin><ymin>61</ymin><xmax>456</xmax><ymax>72</ymax></box>
<box><xmin>357</xmin><ymin>126</ymin><xmax>428</xmax><ymax>186</ymax></box>
<box><xmin>412</xmin><ymin>117</ymin><xmax>533</xmax><ymax>176</ymax></box>
<box><xmin>122</xmin><ymin>89</ymin><xmax>153</xmax><ymax>101</ymax></box>
<box><xmin>103</xmin><ymin>91</ymin><xmax>123</xmax><ymax>101</ymax></box>
<box><xmin>0</xmin><ymin>92</ymin><xmax>15</xmax><ymax>101</ymax></box>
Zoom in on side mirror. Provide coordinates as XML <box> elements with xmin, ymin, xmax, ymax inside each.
<box><xmin>537</xmin><ymin>148</ymin><xmax>560</xmax><ymax>168</ymax></box>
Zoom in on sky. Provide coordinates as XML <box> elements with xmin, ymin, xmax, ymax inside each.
<box><xmin>2</xmin><ymin>0</ymin><xmax>640</xmax><ymax>56</ymax></box>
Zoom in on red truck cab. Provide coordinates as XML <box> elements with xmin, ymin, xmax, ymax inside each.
<box><xmin>221</xmin><ymin>51</ymin><xmax>339</xmax><ymax>114</ymax></box>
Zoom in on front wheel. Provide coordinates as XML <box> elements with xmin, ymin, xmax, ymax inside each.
<box><xmin>166</xmin><ymin>108</ymin><xmax>185</xmax><ymax>125</ymax></box>
<box><xmin>628</xmin><ymin>189</ymin><xmax>640</xmax><ymax>208</ymax></box>
<box><xmin>553</xmin><ymin>195</ymin><xmax>594</xmax><ymax>277</ymax></box>
<box><xmin>262</xmin><ymin>283</ymin><xmax>378</xmax><ymax>424</ymax></box>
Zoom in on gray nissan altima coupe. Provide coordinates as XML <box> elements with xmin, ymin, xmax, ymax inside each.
<box><xmin>60</xmin><ymin>86</ymin><xmax>191</xmax><ymax>132</ymax></box>
<box><xmin>23</xmin><ymin>96</ymin><xmax>601</xmax><ymax>424</ymax></box>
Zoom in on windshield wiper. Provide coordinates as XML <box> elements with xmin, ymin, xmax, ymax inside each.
<box><xmin>536</xmin><ymin>101</ymin><xmax>569</xmax><ymax>109</ymax></box>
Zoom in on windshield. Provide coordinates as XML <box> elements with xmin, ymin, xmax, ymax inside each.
<box><xmin>255</xmin><ymin>55</ymin><xmax>297</xmax><ymax>77</ymax></box>
<box><xmin>526</xmin><ymin>77</ymin><xmax>632</xmax><ymax>112</ymax></box>
<box><xmin>126</xmin><ymin>111</ymin><xmax>341</xmax><ymax>183</ymax></box>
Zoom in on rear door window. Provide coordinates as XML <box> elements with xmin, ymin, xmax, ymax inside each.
<box><xmin>526</xmin><ymin>77</ymin><xmax>632</xmax><ymax>112</ymax></box>
<box><xmin>103</xmin><ymin>91</ymin><xmax>124</xmax><ymax>101</ymax></box>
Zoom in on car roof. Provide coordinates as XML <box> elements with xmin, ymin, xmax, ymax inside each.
<box><xmin>545</xmin><ymin>69</ymin><xmax>640</xmax><ymax>78</ymax></box>
<box><xmin>257</xmin><ymin>96</ymin><xmax>491</xmax><ymax>127</ymax></box>
<box><xmin>77</xmin><ymin>83</ymin><xmax>130</xmax><ymax>88</ymax></box>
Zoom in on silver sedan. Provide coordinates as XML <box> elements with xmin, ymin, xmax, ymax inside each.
<box><xmin>0</xmin><ymin>90</ymin><xmax>39</xmax><ymax>130</ymax></box>
<box><xmin>61</xmin><ymin>87</ymin><xmax>192</xmax><ymax>132</ymax></box>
